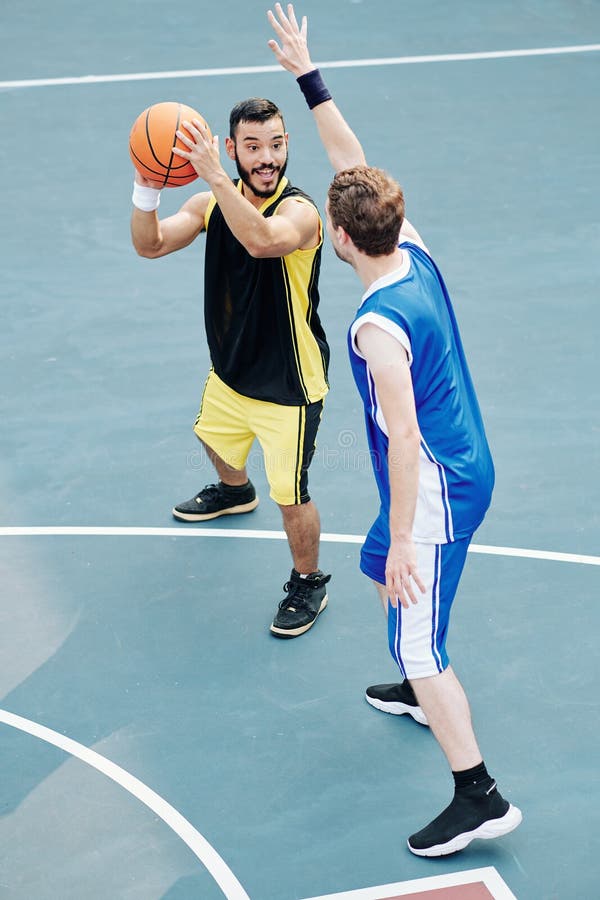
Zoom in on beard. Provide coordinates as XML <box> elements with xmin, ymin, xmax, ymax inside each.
<box><xmin>234</xmin><ymin>153</ymin><xmax>288</xmax><ymax>199</ymax></box>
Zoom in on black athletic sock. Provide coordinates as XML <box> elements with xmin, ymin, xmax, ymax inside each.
<box><xmin>403</xmin><ymin>679</ymin><xmax>419</xmax><ymax>705</ymax></box>
<box><xmin>453</xmin><ymin>761</ymin><xmax>495</xmax><ymax>794</ymax></box>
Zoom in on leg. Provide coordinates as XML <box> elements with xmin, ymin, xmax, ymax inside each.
<box><xmin>254</xmin><ymin>395</ymin><xmax>323</xmax><ymax>533</ymax></box>
<box><xmin>360</xmin><ymin>513</ymin><xmax>429</xmax><ymax>719</ymax></box>
<box><xmin>406</xmin><ymin>674</ymin><xmax>523</xmax><ymax>858</ymax></box>
<box><xmin>263</xmin><ymin>400</ymin><xmax>323</xmax><ymax>572</ymax></box>
<box><xmin>365</xmin><ymin>580</ymin><xmax>429</xmax><ymax>724</ymax></box>
<box><xmin>199</xmin><ymin>437</ymin><xmax>249</xmax><ymax>487</ymax></box>
<box><xmin>373</xmin><ymin>572</ymin><xmax>481</xmax><ymax>759</ymax></box>
<box><xmin>365</xmin><ymin>535</ymin><xmax>521</xmax><ymax>855</ymax></box>
<box><xmin>173</xmin><ymin>372</ymin><xmax>258</xmax><ymax>522</ymax></box>
<box><xmin>376</xmin><ymin>580</ymin><xmax>389</xmax><ymax>616</ymax></box>
<box><xmin>270</xmin><ymin>500</ymin><xmax>328</xmax><ymax>638</ymax></box>
<box><xmin>279</xmin><ymin>500</ymin><xmax>320</xmax><ymax>574</ymax></box>
<box><xmin>410</xmin><ymin>666</ymin><xmax>481</xmax><ymax>771</ymax></box>
<box><xmin>255</xmin><ymin>399</ymin><xmax>329</xmax><ymax>637</ymax></box>
<box><xmin>380</xmin><ymin>539</ymin><xmax>482</xmax><ymax>767</ymax></box>
<box><xmin>382</xmin><ymin>540</ymin><xmax>521</xmax><ymax>856</ymax></box>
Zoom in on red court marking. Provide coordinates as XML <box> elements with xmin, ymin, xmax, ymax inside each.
<box><xmin>382</xmin><ymin>883</ymin><xmax>493</xmax><ymax>899</ymax></box>
<box><xmin>299</xmin><ymin>866</ymin><xmax>517</xmax><ymax>900</ymax></box>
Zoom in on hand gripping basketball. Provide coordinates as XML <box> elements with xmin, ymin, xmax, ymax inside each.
<box><xmin>129</xmin><ymin>101</ymin><xmax>212</xmax><ymax>188</ymax></box>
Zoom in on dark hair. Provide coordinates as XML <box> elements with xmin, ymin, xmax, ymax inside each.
<box><xmin>229</xmin><ymin>98</ymin><xmax>285</xmax><ymax>139</ymax></box>
<box><xmin>327</xmin><ymin>166</ymin><xmax>405</xmax><ymax>256</ymax></box>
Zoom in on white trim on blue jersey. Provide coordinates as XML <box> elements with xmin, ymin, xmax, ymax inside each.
<box><xmin>351</xmin><ymin>311</ymin><xmax>412</xmax><ymax>365</ymax></box>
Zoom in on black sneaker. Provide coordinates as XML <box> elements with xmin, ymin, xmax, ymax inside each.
<box><xmin>172</xmin><ymin>481</ymin><xmax>258</xmax><ymax>522</ymax></box>
<box><xmin>365</xmin><ymin>682</ymin><xmax>428</xmax><ymax>726</ymax></box>
<box><xmin>407</xmin><ymin>782</ymin><xmax>522</xmax><ymax>857</ymax></box>
<box><xmin>270</xmin><ymin>569</ymin><xmax>331</xmax><ymax>638</ymax></box>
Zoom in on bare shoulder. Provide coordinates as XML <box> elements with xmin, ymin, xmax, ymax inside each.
<box><xmin>276</xmin><ymin>195</ymin><xmax>321</xmax><ymax>249</ymax></box>
<box><xmin>180</xmin><ymin>190</ymin><xmax>212</xmax><ymax>218</ymax></box>
<box><xmin>356</xmin><ymin>322</ymin><xmax>409</xmax><ymax>366</ymax></box>
<box><xmin>277</xmin><ymin>194</ymin><xmax>319</xmax><ymax>221</ymax></box>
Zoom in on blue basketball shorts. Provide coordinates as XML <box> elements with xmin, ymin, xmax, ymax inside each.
<box><xmin>360</xmin><ymin>519</ymin><xmax>472</xmax><ymax>679</ymax></box>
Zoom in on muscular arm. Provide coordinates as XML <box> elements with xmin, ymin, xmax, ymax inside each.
<box><xmin>130</xmin><ymin>180</ymin><xmax>211</xmax><ymax>259</ymax></box>
<box><xmin>356</xmin><ymin>323</ymin><xmax>426</xmax><ymax>607</ymax></box>
<box><xmin>207</xmin><ymin>169</ymin><xmax>320</xmax><ymax>257</ymax></box>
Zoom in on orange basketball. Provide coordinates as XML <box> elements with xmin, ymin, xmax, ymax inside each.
<box><xmin>129</xmin><ymin>101</ymin><xmax>212</xmax><ymax>188</ymax></box>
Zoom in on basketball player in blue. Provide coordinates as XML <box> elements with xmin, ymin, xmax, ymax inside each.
<box><xmin>268</xmin><ymin>3</ymin><xmax>522</xmax><ymax>857</ymax></box>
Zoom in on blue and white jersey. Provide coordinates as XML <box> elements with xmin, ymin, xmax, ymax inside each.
<box><xmin>348</xmin><ymin>231</ymin><xmax>494</xmax><ymax>544</ymax></box>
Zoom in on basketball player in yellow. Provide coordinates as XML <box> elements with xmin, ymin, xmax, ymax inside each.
<box><xmin>130</xmin><ymin>98</ymin><xmax>330</xmax><ymax>637</ymax></box>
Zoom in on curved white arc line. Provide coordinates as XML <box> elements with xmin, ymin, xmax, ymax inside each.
<box><xmin>0</xmin><ymin>709</ymin><xmax>250</xmax><ymax>900</ymax></box>
<box><xmin>1</xmin><ymin>43</ymin><xmax>599</xmax><ymax>89</ymax></box>
<box><xmin>0</xmin><ymin>526</ymin><xmax>598</xmax><ymax>566</ymax></box>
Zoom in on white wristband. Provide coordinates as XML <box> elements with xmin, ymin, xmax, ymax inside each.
<box><xmin>132</xmin><ymin>181</ymin><xmax>161</xmax><ymax>212</ymax></box>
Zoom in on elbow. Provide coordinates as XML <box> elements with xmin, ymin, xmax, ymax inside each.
<box><xmin>244</xmin><ymin>241</ymin><xmax>264</xmax><ymax>259</ymax></box>
<box><xmin>130</xmin><ymin>223</ymin><xmax>165</xmax><ymax>259</ymax></box>
<box><xmin>331</xmin><ymin>149</ymin><xmax>368</xmax><ymax>173</ymax></box>
<box><xmin>242</xmin><ymin>220</ymin><xmax>281</xmax><ymax>258</ymax></box>
<box><xmin>243</xmin><ymin>234</ymin><xmax>276</xmax><ymax>259</ymax></box>
<box><xmin>133</xmin><ymin>241</ymin><xmax>163</xmax><ymax>259</ymax></box>
<box><xmin>334</xmin><ymin>156</ymin><xmax>367</xmax><ymax>173</ymax></box>
<box><xmin>389</xmin><ymin>424</ymin><xmax>421</xmax><ymax>447</ymax></box>
<box><xmin>244</xmin><ymin>229</ymin><xmax>278</xmax><ymax>259</ymax></box>
<box><xmin>246</xmin><ymin>243</ymin><xmax>276</xmax><ymax>259</ymax></box>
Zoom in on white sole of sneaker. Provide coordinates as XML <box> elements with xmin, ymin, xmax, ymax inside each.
<box><xmin>407</xmin><ymin>803</ymin><xmax>523</xmax><ymax>857</ymax></box>
<box><xmin>172</xmin><ymin>497</ymin><xmax>259</xmax><ymax>522</ymax></box>
<box><xmin>269</xmin><ymin>596</ymin><xmax>328</xmax><ymax>638</ymax></box>
<box><xmin>365</xmin><ymin>694</ymin><xmax>429</xmax><ymax>726</ymax></box>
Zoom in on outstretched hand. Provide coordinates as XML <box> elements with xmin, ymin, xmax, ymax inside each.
<box><xmin>267</xmin><ymin>3</ymin><xmax>314</xmax><ymax>77</ymax></box>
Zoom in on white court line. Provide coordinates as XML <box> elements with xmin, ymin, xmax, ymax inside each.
<box><xmin>0</xmin><ymin>526</ymin><xmax>598</xmax><ymax>566</ymax></box>
<box><xmin>0</xmin><ymin>709</ymin><xmax>517</xmax><ymax>900</ymax></box>
<box><xmin>0</xmin><ymin>709</ymin><xmax>251</xmax><ymax>900</ymax></box>
<box><xmin>1</xmin><ymin>43</ymin><xmax>599</xmax><ymax>89</ymax></box>
<box><xmin>299</xmin><ymin>865</ymin><xmax>517</xmax><ymax>899</ymax></box>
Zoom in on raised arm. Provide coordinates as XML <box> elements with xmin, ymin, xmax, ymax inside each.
<box><xmin>267</xmin><ymin>3</ymin><xmax>366</xmax><ymax>172</ymax></box>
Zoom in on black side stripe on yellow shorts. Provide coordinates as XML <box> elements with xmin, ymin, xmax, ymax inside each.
<box><xmin>295</xmin><ymin>400</ymin><xmax>324</xmax><ymax>504</ymax></box>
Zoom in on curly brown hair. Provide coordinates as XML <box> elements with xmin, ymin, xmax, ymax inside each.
<box><xmin>327</xmin><ymin>166</ymin><xmax>405</xmax><ymax>256</ymax></box>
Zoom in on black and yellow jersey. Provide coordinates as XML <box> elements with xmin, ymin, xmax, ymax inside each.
<box><xmin>203</xmin><ymin>177</ymin><xmax>329</xmax><ymax>406</ymax></box>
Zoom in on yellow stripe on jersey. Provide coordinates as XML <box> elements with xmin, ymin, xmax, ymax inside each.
<box><xmin>280</xmin><ymin>203</ymin><xmax>326</xmax><ymax>404</ymax></box>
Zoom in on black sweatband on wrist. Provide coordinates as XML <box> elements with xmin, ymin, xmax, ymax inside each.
<box><xmin>296</xmin><ymin>68</ymin><xmax>332</xmax><ymax>110</ymax></box>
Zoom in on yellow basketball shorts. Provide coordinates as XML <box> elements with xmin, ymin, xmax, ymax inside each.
<box><xmin>193</xmin><ymin>371</ymin><xmax>324</xmax><ymax>506</ymax></box>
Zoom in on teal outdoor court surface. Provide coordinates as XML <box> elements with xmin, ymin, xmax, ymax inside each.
<box><xmin>1</xmin><ymin>1</ymin><xmax>599</xmax><ymax>898</ymax></box>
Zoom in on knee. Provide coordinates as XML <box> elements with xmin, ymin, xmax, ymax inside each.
<box><xmin>277</xmin><ymin>496</ymin><xmax>313</xmax><ymax>514</ymax></box>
